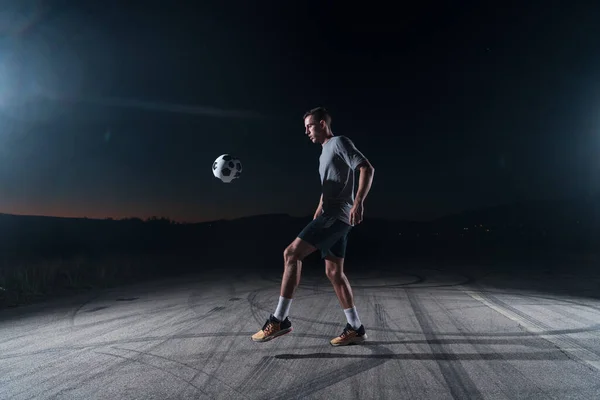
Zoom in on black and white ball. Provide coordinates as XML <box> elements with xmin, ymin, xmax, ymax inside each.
<box><xmin>212</xmin><ymin>154</ymin><xmax>242</xmax><ymax>183</ymax></box>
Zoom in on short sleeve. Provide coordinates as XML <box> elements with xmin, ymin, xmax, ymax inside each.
<box><xmin>335</xmin><ymin>136</ymin><xmax>368</xmax><ymax>170</ymax></box>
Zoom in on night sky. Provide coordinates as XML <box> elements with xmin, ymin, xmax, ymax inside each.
<box><xmin>1</xmin><ymin>1</ymin><xmax>599</xmax><ymax>223</ymax></box>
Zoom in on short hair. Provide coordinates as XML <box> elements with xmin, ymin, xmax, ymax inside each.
<box><xmin>303</xmin><ymin>107</ymin><xmax>332</xmax><ymax>127</ymax></box>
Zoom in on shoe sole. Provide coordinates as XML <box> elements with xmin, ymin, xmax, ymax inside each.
<box><xmin>251</xmin><ymin>327</ymin><xmax>293</xmax><ymax>342</ymax></box>
<box><xmin>330</xmin><ymin>334</ymin><xmax>368</xmax><ymax>346</ymax></box>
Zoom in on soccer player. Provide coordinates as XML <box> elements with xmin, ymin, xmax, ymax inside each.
<box><xmin>252</xmin><ymin>107</ymin><xmax>375</xmax><ymax>346</ymax></box>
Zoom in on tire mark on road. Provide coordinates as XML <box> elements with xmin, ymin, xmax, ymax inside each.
<box><xmin>0</xmin><ymin>331</ymin><xmax>260</xmax><ymax>361</ymax></box>
<box><xmin>110</xmin><ymin>346</ymin><xmax>249</xmax><ymax>399</ymax></box>
<box><xmin>3</xmin><ymin>352</ymin><xmax>117</xmax><ymax>400</ymax></box>
<box><xmin>466</xmin><ymin>287</ymin><xmax>600</xmax><ymax>314</ymax></box>
<box><xmin>0</xmin><ymin>348</ymin><xmax>97</xmax><ymax>399</ymax></box>
<box><xmin>237</xmin><ymin>355</ymin><xmax>275</xmax><ymax>393</ymax></box>
<box><xmin>430</xmin><ymin>295</ymin><xmax>559</xmax><ymax>400</ymax></box>
<box><xmin>374</xmin><ymin>301</ymin><xmax>418</xmax><ymax>399</ymax></box>
<box><xmin>56</xmin><ymin>321</ymin><xmax>199</xmax><ymax>397</ymax></box>
<box><xmin>70</xmin><ymin>291</ymin><xmax>107</xmax><ymax>326</ymax></box>
<box><xmin>19</xmin><ymin>303</ymin><xmax>228</xmax><ymax>399</ymax></box>
<box><xmin>376</xmin><ymin>296</ymin><xmax>447</xmax><ymax>391</ymax></box>
<box><xmin>463</xmin><ymin>288</ymin><xmax>600</xmax><ymax>373</ymax></box>
<box><xmin>406</xmin><ymin>290</ymin><xmax>485</xmax><ymax>400</ymax></box>
<box><xmin>94</xmin><ymin>350</ymin><xmax>213</xmax><ymax>399</ymax></box>
<box><xmin>196</xmin><ymin>315</ymin><xmax>249</xmax><ymax>393</ymax></box>
<box><xmin>247</xmin><ymin>288</ymin><xmax>273</xmax><ymax>327</ymax></box>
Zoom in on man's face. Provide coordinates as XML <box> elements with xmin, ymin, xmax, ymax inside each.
<box><xmin>304</xmin><ymin>116</ymin><xmax>325</xmax><ymax>144</ymax></box>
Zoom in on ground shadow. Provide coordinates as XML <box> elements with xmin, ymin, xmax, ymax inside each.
<box><xmin>274</xmin><ymin>351</ymin><xmax>569</xmax><ymax>361</ymax></box>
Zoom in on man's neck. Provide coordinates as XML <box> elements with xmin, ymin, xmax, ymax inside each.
<box><xmin>321</xmin><ymin>133</ymin><xmax>334</xmax><ymax>146</ymax></box>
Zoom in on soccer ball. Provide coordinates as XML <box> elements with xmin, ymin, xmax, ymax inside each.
<box><xmin>212</xmin><ymin>154</ymin><xmax>242</xmax><ymax>183</ymax></box>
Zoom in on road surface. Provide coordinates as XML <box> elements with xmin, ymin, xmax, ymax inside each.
<box><xmin>1</xmin><ymin>259</ymin><xmax>600</xmax><ymax>399</ymax></box>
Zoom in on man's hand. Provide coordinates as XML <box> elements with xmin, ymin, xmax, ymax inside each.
<box><xmin>349</xmin><ymin>201</ymin><xmax>364</xmax><ymax>226</ymax></box>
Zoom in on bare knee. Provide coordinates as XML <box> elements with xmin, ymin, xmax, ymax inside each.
<box><xmin>325</xmin><ymin>260</ymin><xmax>344</xmax><ymax>282</ymax></box>
<box><xmin>283</xmin><ymin>238</ymin><xmax>316</xmax><ymax>265</ymax></box>
<box><xmin>283</xmin><ymin>245</ymin><xmax>303</xmax><ymax>265</ymax></box>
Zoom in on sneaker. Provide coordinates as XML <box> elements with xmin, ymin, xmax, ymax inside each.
<box><xmin>330</xmin><ymin>323</ymin><xmax>367</xmax><ymax>346</ymax></box>
<box><xmin>251</xmin><ymin>314</ymin><xmax>293</xmax><ymax>342</ymax></box>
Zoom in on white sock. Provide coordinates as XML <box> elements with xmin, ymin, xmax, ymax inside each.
<box><xmin>274</xmin><ymin>296</ymin><xmax>292</xmax><ymax>321</ymax></box>
<box><xmin>344</xmin><ymin>306</ymin><xmax>362</xmax><ymax>330</ymax></box>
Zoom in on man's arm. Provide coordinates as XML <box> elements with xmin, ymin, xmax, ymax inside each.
<box><xmin>334</xmin><ymin>135</ymin><xmax>374</xmax><ymax>225</ymax></box>
<box><xmin>354</xmin><ymin>160</ymin><xmax>375</xmax><ymax>205</ymax></box>
<box><xmin>335</xmin><ymin>136</ymin><xmax>374</xmax><ymax>204</ymax></box>
<box><xmin>313</xmin><ymin>194</ymin><xmax>323</xmax><ymax>219</ymax></box>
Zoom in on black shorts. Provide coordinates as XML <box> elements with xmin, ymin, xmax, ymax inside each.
<box><xmin>297</xmin><ymin>213</ymin><xmax>353</xmax><ymax>259</ymax></box>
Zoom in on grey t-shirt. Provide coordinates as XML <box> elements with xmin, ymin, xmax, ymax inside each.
<box><xmin>318</xmin><ymin>135</ymin><xmax>368</xmax><ymax>225</ymax></box>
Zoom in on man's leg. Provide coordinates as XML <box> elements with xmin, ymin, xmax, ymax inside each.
<box><xmin>251</xmin><ymin>236</ymin><xmax>316</xmax><ymax>342</ymax></box>
<box><xmin>280</xmin><ymin>237</ymin><xmax>317</xmax><ymax>299</ymax></box>
<box><xmin>325</xmin><ymin>255</ymin><xmax>357</xmax><ymax>312</ymax></box>
<box><xmin>326</xmin><ymin>235</ymin><xmax>368</xmax><ymax>346</ymax></box>
<box><xmin>326</xmin><ymin>255</ymin><xmax>362</xmax><ymax>329</ymax></box>
<box><xmin>273</xmin><ymin>238</ymin><xmax>317</xmax><ymax>321</ymax></box>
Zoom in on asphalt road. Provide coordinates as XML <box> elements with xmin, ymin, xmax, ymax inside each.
<box><xmin>2</xmin><ymin>259</ymin><xmax>600</xmax><ymax>399</ymax></box>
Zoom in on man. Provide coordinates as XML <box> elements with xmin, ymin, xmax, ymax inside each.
<box><xmin>251</xmin><ymin>107</ymin><xmax>375</xmax><ymax>346</ymax></box>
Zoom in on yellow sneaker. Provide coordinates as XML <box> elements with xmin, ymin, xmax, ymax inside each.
<box><xmin>330</xmin><ymin>323</ymin><xmax>367</xmax><ymax>346</ymax></box>
<box><xmin>251</xmin><ymin>314</ymin><xmax>293</xmax><ymax>342</ymax></box>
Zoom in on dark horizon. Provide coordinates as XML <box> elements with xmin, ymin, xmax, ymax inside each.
<box><xmin>2</xmin><ymin>191</ymin><xmax>598</xmax><ymax>226</ymax></box>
